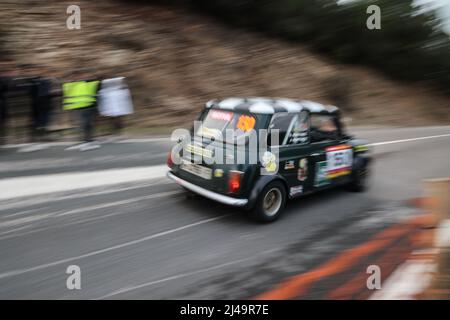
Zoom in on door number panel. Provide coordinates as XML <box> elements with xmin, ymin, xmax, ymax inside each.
<box><xmin>325</xmin><ymin>145</ymin><xmax>353</xmax><ymax>178</ymax></box>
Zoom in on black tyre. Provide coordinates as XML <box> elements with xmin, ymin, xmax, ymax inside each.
<box><xmin>251</xmin><ymin>181</ymin><xmax>287</xmax><ymax>222</ymax></box>
<box><xmin>348</xmin><ymin>163</ymin><xmax>369</xmax><ymax>192</ymax></box>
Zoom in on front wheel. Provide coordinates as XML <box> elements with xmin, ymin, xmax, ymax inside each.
<box><xmin>348</xmin><ymin>164</ymin><xmax>369</xmax><ymax>192</ymax></box>
<box><xmin>251</xmin><ymin>181</ymin><xmax>287</xmax><ymax>223</ymax></box>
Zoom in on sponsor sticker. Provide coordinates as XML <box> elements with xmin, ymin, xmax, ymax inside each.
<box><xmin>290</xmin><ymin>185</ymin><xmax>303</xmax><ymax>196</ymax></box>
<box><xmin>185</xmin><ymin>143</ymin><xmax>213</xmax><ymax>158</ymax></box>
<box><xmin>261</xmin><ymin>151</ymin><xmax>277</xmax><ymax>173</ymax></box>
<box><xmin>236</xmin><ymin>115</ymin><xmax>256</xmax><ymax>132</ymax></box>
<box><xmin>315</xmin><ymin>161</ymin><xmax>329</xmax><ymax>187</ymax></box>
<box><xmin>214</xmin><ymin>169</ymin><xmax>224</xmax><ymax>178</ymax></box>
<box><xmin>354</xmin><ymin>145</ymin><xmax>369</xmax><ymax>152</ymax></box>
<box><xmin>210</xmin><ymin>110</ymin><xmax>233</xmax><ymax>122</ymax></box>
<box><xmin>290</xmin><ymin>129</ymin><xmax>309</xmax><ymax>144</ymax></box>
<box><xmin>198</xmin><ymin>126</ymin><xmax>221</xmax><ymax>139</ymax></box>
<box><xmin>284</xmin><ymin>160</ymin><xmax>295</xmax><ymax>170</ymax></box>
<box><xmin>298</xmin><ymin>158</ymin><xmax>308</xmax><ymax>181</ymax></box>
<box><xmin>315</xmin><ymin>145</ymin><xmax>353</xmax><ymax>186</ymax></box>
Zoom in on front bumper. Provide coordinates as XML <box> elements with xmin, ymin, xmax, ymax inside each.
<box><xmin>166</xmin><ymin>171</ymin><xmax>248</xmax><ymax>207</ymax></box>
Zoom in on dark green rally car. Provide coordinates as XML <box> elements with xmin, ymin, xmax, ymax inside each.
<box><xmin>167</xmin><ymin>97</ymin><xmax>371</xmax><ymax>222</ymax></box>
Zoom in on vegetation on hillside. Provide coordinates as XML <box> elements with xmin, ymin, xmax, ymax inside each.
<box><xmin>2</xmin><ymin>0</ymin><xmax>450</xmax><ymax>131</ymax></box>
<box><xmin>143</xmin><ymin>0</ymin><xmax>450</xmax><ymax>93</ymax></box>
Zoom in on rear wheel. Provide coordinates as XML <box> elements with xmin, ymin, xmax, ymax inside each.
<box><xmin>252</xmin><ymin>181</ymin><xmax>287</xmax><ymax>222</ymax></box>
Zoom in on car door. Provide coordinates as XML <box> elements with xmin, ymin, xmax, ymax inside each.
<box><xmin>271</xmin><ymin>111</ymin><xmax>315</xmax><ymax>197</ymax></box>
<box><xmin>309</xmin><ymin>140</ymin><xmax>335</xmax><ymax>189</ymax></box>
<box><xmin>309</xmin><ymin>113</ymin><xmax>353</xmax><ymax>189</ymax></box>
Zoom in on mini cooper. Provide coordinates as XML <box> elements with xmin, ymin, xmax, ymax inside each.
<box><xmin>167</xmin><ymin>97</ymin><xmax>371</xmax><ymax>222</ymax></box>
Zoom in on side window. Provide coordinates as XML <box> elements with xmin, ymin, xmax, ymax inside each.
<box><xmin>286</xmin><ymin>111</ymin><xmax>310</xmax><ymax>145</ymax></box>
<box><xmin>268</xmin><ymin>113</ymin><xmax>296</xmax><ymax>146</ymax></box>
<box><xmin>310</xmin><ymin>114</ymin><xmax>339</xmax><ymax>143</ymax></box>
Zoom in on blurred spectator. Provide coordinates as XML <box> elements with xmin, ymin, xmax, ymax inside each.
<box><xmin>33</xmin><ymin>77</ymin><xmax>53</xmax><ymax>138</ymax></box>
<box><xmin>98</xmin><ymin>77</ymin><xmax>134</xmax><ymax>136</ymax></box>
<box><xmin>29</xmin><ymin>77</ymin><xmax>43</xmax><ymax>140</ymax></box>
<box><xmin>10</xmin><ymin>65</ymin><xmax>51</xmax><ymax>143</ymax></box>
<box><xmin>0</xmin><ymin>74</ymin><xmax>8</xmax><ymax>144</ymax></box>
<box><xmin>0</xmin><ymin>63</ymin><xmax>15</xmax><ymax>145</ymax></box>
<box><xmin>63</xmin><ymin>74</ymin><xmax>101</xmax><ymax>151</ymax></box>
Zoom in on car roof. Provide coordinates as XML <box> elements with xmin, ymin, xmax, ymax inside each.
<box><xmin>206</xmin><ymin>97</ymin><xmax>338</xmax><ymax>115</ymax></box>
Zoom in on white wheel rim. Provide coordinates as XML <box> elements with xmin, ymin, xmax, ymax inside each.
<box><xmin>263</xmin><ymin>188</ymin><xmax>282</xmax><ymax>217</ymax></box>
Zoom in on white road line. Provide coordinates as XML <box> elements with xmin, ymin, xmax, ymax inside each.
<box><xmin>1</xmin><ymin>133</ymin><xmax>448</xmax><ymax>201</ymax></box>
<box><xmin>368</xmin><ymin>133</ymin><xmax>450</xmax><ymax>147</ymax></box>
<box><xmin>96</xmin><ymin>256</ymin><xmax>255</xmax><ymax>300</ymax></box>
<box><xmin>0</xmin><ymin>179</ymin><xmax>170</xmax><ymax>211</ymax></box>
<box><xmin>0</xmin><ymin>190</ymin><xmax>181</xmax><ymax>229</ymax></box>
<box><xmin>2</xmin><ymin>208</ymin><xmax>41</xmax><ymax>219</ymax></box>
<box><xmin>0</xmin><ymin>214</ymin><xmax>230</xmax><ymax>280</ymax></box>
<box><xmin>0</xmin><ymin>142</ymin><xmax>76</xmax><ymax>149</ymax></box>
<box><xmin>0</xmin><ymin>225</ymin><xmax>32</xmax><ymax>236</ymax></box>
<box><xmin>1</xmin><ymin>131</ymin><xmax>447</xmax><ymax>150</ymax></box>
<box><xmin>1</xmin><ymin>137</ymin><xmax>170</xmax><ymax>149</ymax></box>
<box><xmin>0</xmin><ymin>165</ymin><xmax>168</xmax><ymax>201</ymax></box>
<box><xmin>1</xmin><ymin>132</ymin><xmax>448</xmax><ymax>201</ymax></box>
<box><xmin>97</xmin><ymin>209</ymin><xmax>423</xmax><ymax>299</ymax></box>
<box><xmin>0</xmin><ymin>152</ymin><xmax>166</xmax><ymax>173</ymax></box>
<box><xmin>0</xmin><ymin>194</ymin><xmax>185</xmax><ymax>241</ymax></box>
<box><xmin>115</xmin><ymin>137</ymin><xmax>171</xmax><ymax>143</ymax></box>
<box><xmin>56</xmin><ymin>190</ymin><xmax>181</xmax><ymax>217</ymax></box>
<box><xmin>0</xmin><ymin>213</ymin><xmax>54</xmax><ymax>229</ymax></box>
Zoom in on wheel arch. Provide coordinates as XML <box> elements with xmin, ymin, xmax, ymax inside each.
<box><xmin>247</xmin><ymin>174</ymin><xmax>288</xmax><ymax>209</ymax></box>
<box><xmin>353</xmin><ymin>152</ymin><xmax>371</xmax><ymax>171</ymax></box>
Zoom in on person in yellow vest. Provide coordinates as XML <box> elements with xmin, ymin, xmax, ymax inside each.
<box><xmin>63</xmin><ymin>76</ymin><xmax>101</xmax><ymax>151</ymax></box>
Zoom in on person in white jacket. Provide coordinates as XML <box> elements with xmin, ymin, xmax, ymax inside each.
<box><xmin>98</xmin><ymin>77</ymin><xmax>134</xmax><ymax>135</ymax></box>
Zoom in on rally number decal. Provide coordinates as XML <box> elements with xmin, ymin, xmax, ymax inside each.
<box><xmin>325</xmin><ymin>145</ymin><xmax>353</xmax><ymax>178</ymax></box>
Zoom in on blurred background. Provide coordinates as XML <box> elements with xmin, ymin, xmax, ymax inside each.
<box><xmin>1</xmin><ymin>0</ymin><xmax>450</xmax><ymax>143</ymax></box>
<box><xmin>0</xmin><ymin>0</ymin><xmax>449</xmax><ymax>300</ymax></box>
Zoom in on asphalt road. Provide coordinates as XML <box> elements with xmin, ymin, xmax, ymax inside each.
<box><xmin>0</xmin><ymin>126</ymin><xmax>449</xmax><ymax>299</ymax></box>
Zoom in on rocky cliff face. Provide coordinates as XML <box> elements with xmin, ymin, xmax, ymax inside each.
<box><xmin>1</xmin><ymin>0</ymin><xmax>449</xmax><ymax>131</ymax></box>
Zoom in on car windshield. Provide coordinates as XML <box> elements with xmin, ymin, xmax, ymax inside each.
<box><xmin>195</xmin><ymin>109</ymin><xmax>258</xmax><ymax>145</ymax></box>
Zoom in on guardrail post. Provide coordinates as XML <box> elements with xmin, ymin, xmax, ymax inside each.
<box><xmin>424</xmin><ymin>178</ymin><xmax>450</xmax><ymax>223</ymax></box>
<box><xmin>423</xmin><ymin>178</ymin><xmax>450</xmax><ymax>299</ymax></box>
